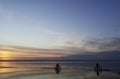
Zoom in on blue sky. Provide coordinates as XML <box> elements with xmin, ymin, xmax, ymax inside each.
<box><xmin>0</xmin><ymin>0</ymin><xmax>120</xmax><ymax>59</ymax></box>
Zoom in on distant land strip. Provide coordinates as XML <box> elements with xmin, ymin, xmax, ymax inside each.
<box><xmin>0</xmin><ymin>60</ymin><xmax>120</xmax><ymax>62</ymax></box>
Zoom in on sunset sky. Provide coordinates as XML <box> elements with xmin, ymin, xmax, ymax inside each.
<box><xmin>0</xmin><ymin>0</ymin><xmax>120</xmax><ymax>60</ymax></box>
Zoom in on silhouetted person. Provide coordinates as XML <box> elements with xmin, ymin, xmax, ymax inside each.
<box><xmin>54</xmin><ymin>63</ymin><xmax>61</xmax><ymax>74</ymax></box>
<box><xmin>95</xmin><ymin>63</ymin><xmax>102</xmax><ymax>76</ymax></box>
<box><xmin>96</xmin><ymin>63</ymin><xmax>102</xmax><ymax>71</ymax></box>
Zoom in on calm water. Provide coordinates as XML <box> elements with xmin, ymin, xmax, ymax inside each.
<box><xmin>0</xmin><ymin>61</ymin><xmax>120</xmax><ymax>79</ymax></box>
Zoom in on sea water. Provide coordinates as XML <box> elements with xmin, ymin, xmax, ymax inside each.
<box><xmin>0</xmin><ymin>61</ymin><xmax>120</xmax><ymax>79</ymax></box>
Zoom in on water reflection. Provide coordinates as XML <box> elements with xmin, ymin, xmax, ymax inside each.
<box><xmin>0</xmin><ymin>62</ymin><xmax>11</xmax><ymax>67</ymax></box>
<box><xmin>0</xmin><ymin>62</ymin><xmax>13</xmax><ymax>73</ymax></box>
<box><xmin>0</xmin><ymin>62</ymin><xmax>119</xmax><ymax>79</ymax></box>
<box><xmin>95</xmin><ymin>69</ymin><xmax>102</xmax><ymax>76</ymax></box>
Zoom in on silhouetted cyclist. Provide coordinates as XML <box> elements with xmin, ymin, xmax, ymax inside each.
<box><xmin>54</xmin><ymin>63</ymin><xmax>61</xmax><ymax>74</ymax></box>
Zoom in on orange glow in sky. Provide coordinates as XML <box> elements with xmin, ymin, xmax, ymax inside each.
<box><xmin>0</xmin><ymin>49</ymin><xmax>63</xmax><ymax>60</ymax></box>
<box><xmin>0</xmin><ymin>50</ymin><xmax>13</xmax><ymax>60</ymax></box>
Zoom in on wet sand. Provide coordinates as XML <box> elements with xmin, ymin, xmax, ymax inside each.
<box><xmin>0</xmin><ymin>67</ymin><xmax>120</xmax><ymax>79</ymax></box>
<box><xmin>0</xmin><ymin>61</ymin><xmax>120</xmax><ymax>79</ymax></box>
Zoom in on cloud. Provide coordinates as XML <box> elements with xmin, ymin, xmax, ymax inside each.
<box><xmin>84</xmin><ymin>37</ymin><xmax>120</xmax><ymax>52</ymax></box>
<box><xmin>0</xmin><ymin>44</ymin><xmax>77</xmax><ymax>60</ymax></box>
<box><xmin>0</xmin><ymin>37</ymin><xmax>120</xmax><ymax>60</ymax></box>
<box><xmin>54</xmin><ymin>37</ymin><xmax>120</xmax><ymax>53</ymax></box>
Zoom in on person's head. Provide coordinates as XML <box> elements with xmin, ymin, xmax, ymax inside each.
<box><xmin>96</xmin><ymin>63</ymin><xmax>99</xmax><ymax>66</ymax></box>
<box><xmin>56</xmin><ymin>63</ymin><xmax>59</xmax><ymax>66</ymax></box>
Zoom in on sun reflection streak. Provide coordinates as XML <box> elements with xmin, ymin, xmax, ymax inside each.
<box><xmin>0</xmin><ymin>62</ymin><xmax>13</xmax><ymax>73</ymax></box>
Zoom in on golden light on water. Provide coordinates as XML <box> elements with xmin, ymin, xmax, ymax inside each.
<box><xmin>0</xmin><ymin>62</ymin><xmax>13</xmax><ymax>73</ymax></box>
<box><xmin>0</xmin><ymin>62</ymin><xmax>12</xmax><ymax>68</ymax></box>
